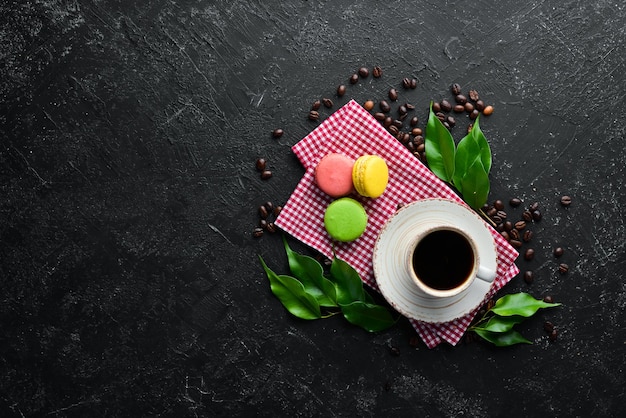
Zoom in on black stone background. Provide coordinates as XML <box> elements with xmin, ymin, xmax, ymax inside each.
<box><xmin>1</xmin><ymin>0</ymin><xmax>625</xmax><ymax>416</ymax></box>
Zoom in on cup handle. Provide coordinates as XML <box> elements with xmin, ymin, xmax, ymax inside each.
<box><xmin>476</xmin><ymin>265</ymin><xmax>497</xmax><ymax>283</ymax></box>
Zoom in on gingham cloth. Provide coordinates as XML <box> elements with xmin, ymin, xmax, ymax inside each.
<box><xmin>274</xmin><ymin>100</ymin><xmax>519</xmax><ymax>348</ymax></box>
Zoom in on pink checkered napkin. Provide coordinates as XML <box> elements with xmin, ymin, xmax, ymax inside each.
<box><xmin>274</xmin><ymin>100</ymin><xmax>519</xmax><ymax>348</ymax></box>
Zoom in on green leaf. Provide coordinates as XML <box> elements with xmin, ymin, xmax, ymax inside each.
<box><xmin>425</xmin><ymin>102</ymin><xmax>456</xmax><ymax>183</ymax></box>
<box><xmin>340</xmin><ymin>301</ymin><xmax>395</xmax><ymax>332</ymax></box>
<box><xmin>259</xmin><ymin>256</ymin><xmax>321</xmax><ymax>320</ymax></box>
<box><xmin>470</xmin><ymin>116</ymin><xmax>492</xmax><ymax>174</ymax></box>
<box><xmin>283</xmin><ymin>237</ymin><xmax>337</xmax><ymax>307</ymax></box>
<box><xmin>473</xmin><ymin>328</ymin><xmax>532</xmax><ymax>347</ymax></box>
<box><xmin>329</xmin><ymin>256</ymin><xmax>366</xmax><ymax>305</ymax></box>
<box><xmin>452</xmin><ymin>132</ymin><xmax>481</xmax><ymax>190</ymax></box>
<box><xmin>474</xmin><ymin>315</ymin><xmax>526</xmax><ymax>333</ymax></box>
<box><xmin>459</xmin><ymin>157</ymin><xmax>490</xmax><ymax>210</ymax></box>
<box><xmin>490</xmin><ymin>292</ymin><xmax>562</xmax><ymax>317</ymax></box>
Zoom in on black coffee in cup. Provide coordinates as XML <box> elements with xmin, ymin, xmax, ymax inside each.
<box><xmin>411</xmin><ymin>229</ymin><xmax>475</xmax><ymax>291</ymax></box>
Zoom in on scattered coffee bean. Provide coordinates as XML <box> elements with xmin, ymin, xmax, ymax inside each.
<box><xmin>504</xmin><ymin>221</ymin><xmax>513</xmax><ymax>231</ymax></box>
<box><xmin>308</xmin><ymin>110</ymin><xmax>319</xmax><ymax>121</ymax></box>
<box><xmin>372</xmin><ymin>66</ymin><xmax>383</xmax><ymax>78</ymax></box>
<box><xmin>358</xmin><ymin>66</ymin><xmax>369</xmax><ymax>78</ymax></box>
<box><xmin>398</xmin><ymin>105</ymin><xmax>407</xmax><ymax>115</ymax></box>
<box><xmin>524</xmin><ymin>248</ymin><xmax>535</xmax><ymax>260</ymax></box>
<box><xmin>549</xmin><ymin>328</ymin><xmax>558</xmax><ymax>342</ymax></box>
<box><xmin>322</xmin><ymin>98</ymin><xmax>333</xmax><ymax>108</ymax></box>
<box><xmin>402</xmin><ymin>77</ymin><xmax>412</xmax><ymax>89</ymax></box>
<box><xmin>468</xmin><ymin>89</ymin><xmax>480</xmax><ymax>101</ymax></box>
<box><xmin>475</xmin><ymin>100</ymin><xmax>485</xmax><ymax>111</ymax></box>
<box><xmin>483</xmin><ymin>105</ymin><xmax>494</xmax><ymax>116</ymax></box>
<box><xmin>337</xmin><ymin>84</ymin><xmax>347</xmax><ymax>97</ymax></box>
<box><xmin>515</xmin><ymin>220</ymin><xmax>526</xmax><ymax>230</ymax></box>
<box><xmin>543</xmin><ymin>321</ymin><xmax>554</xmax><ymax>333</ymax></box>
<box><xmin>509</xmin><ymin>229</ymin><xmax>520</xmax><ymax>240</ymax></box>
<box><xmin>266</xmin><ymin>222</ymin><xmax>277</xmax><ymax>233</ymax></box>
<box><xmin>532</xmin><ymin>210</ymin><xmax>542</xmax><ymax>221</ymax></box>
<box><xmin>509</xmin><ymin>197</ymin><xmax>522</xmax><ymax>207</ymax></box>
<box><xmin>523</xmin><ymin>270</ymin><xmax>534</xmax><ymax>284</ymax></box>
<box><xmin>543</xmin><ymin>295</ymin><xmax>554</xmax><ymax>303</ymax></box>
<box><xmin>409</xmin><ymin>116</ymin><xmax>419</xmax><ymax>127</ymax></box>
<box><xmin>349</xmin><ymin>73</ymin><xmax>359</xmax><ymax>84</ymax></box>
<box><xmin>259</xmin><ymin>205</ymin><xmax>269</xmax><ymax>219</ymax></box>
<box><xmin>388</xmin><ymin>88</ymin><xmax>399</xmax><ymax>101</ymax></box>
<box><xmin>464</xmin><ymin>102</ymin><xmax>474</xmax><ymax>112</ymax></box>
<box><xmin>440</xmin><ymin>99</ymin><xmax>452</xmax><ymax>112</ymax></box>
<box><xmin>523</xmin><ymin>230</ymin><xmax>533</xmax><ymax>242</ymax></box>
<box><xmin>450</xmin><ymin>83</ymin><xmax>462</xmax><ymax>95</ymax></box>
<box><xmin>496</xmin><ymin>210</ymin><xmax>507</xmax><ymax>219</ymax></box>
<box><xmin>379</xmin><ymin>100</ymin><xmax>391</xmax><ymax>113</ymax></box>
<box><xmin>409</xmin><ymin>78</ymin><xmax>417</xmax><ymax>89</ymax></box>
<box><xmin>259</xmin><ymin>219</ymin><xmax>268</xmax><ymax>229</ymax></box>
<box><xmin>373</xmin><ymin>112</ymin><xmax>385</xmax><ymax>121</ymax></box>
<box><xmin>272</xmin><ymin>128</ymin><xmax>284</xmax><ymax>138</ymax></box>
<box><xmin>273</xmin><ymin>205</ymin><xmax>282</xmax><ymax>217</ymax></box>
<box><xmin>522</xmin><ymin>210</ymin><xmax>533</xmax><ymax>222</ymax></box>
<box><xmin>510</xmin><ymin>239</ymin><xmax>522</xmax><ymax>248</ymax></box>
<box><xmin>253</xmin><ymin>227</ymin><xmax>264</xmax><ymax>238</ymax></box>
<box><xmin>529</xmin><ymin>202</ymin><xmax>540</xmax><ymax>211</ymax></box>
<box><xmin>469</xmin><ymin>109</ymin><xmax>480</xmax><ymax>120</ymax></box>
<box><xmin>500</xmin><ymin>231</ymin><xmax>510</xmax><ymax>240</ymax></box>
<box><xmin>446</xmin><ymin>116</ymin><xmax>456</xmax><ymax>127</ymax></box>
<box><xmin>494</xmin><ymin>200</ymin><xmax>505</xmax><ymax>210</ymax></box>
<box><xmin>363</xmin><ymin>100</ymin><xmax>375</xmax><ymax>111</ymax></box>
<box><xmin>455</xmin><ymin>94</ymin><xmax>467</xmax><ymax>104</ymax></box>
<box><xmin>264</xmin><ymin>201</ymin><xmax>274</xmax><ymax>213</ymax></box>
<box><xmin>405</xmin><ymin>102</ymin><xmax>415</xmax><ymax>111</ymax></box>
<box><xmin>558</xmin><ymin>263</ymin><xmax>569</xmax><ymax>274</ymax></box>
<box><xmin>432</xmin><ymin>102</ymin><xmax>441</xmax><ymax>112</ymax></box>
<box><xmin>255</xmin><ymin>158</ymin><xmax>267</xmax><ymax>171</ymax></box>
<box><xmin>261</xmin><ymin>170</ymin><xmax>272</xmax><ymax>180</ymax></box>
<box><xmin>311</xmin><ymin>100</ymin><xmax>321</xmax><ymax>110</ymax></box>
<box><xmin>412</xmin><ymin>128</ymin><xmax>423</xmax><ymax>137</ymax></box>
<box><xmin>388</xmin><ymin>125</ymin><xmax>399</xmax><ymax>135</ymax></box>
<box><xmin>560</xmin><ymin>195</ymin><xmax>572</xmax><ymax>206</ymax></box>
<box><xmin>554</xmin><ymin>247</ymin><xmax>564</xmax><ymax>257</ymax></box>
<box><xmin>453</xmin><ymin>104</ymin><xmax>465</xmax><ymax>113</ymax></box>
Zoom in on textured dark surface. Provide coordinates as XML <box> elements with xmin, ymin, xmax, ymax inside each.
<box><xmin>1</xmin><ymin>0</ymin><xmax>625</xmax><ymax>416</ymax></box>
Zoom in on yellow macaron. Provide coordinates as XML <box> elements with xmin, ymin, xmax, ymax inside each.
<box><xmin>352</xmin><ymin>155</ymin><xmax>389</xmax><ymax>198</ymax></box>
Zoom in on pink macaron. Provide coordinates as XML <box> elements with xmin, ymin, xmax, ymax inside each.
<box><xmin>314</xmin><ymin>153</ymin><xmax>355</xmax><ymax>198</ymax></box>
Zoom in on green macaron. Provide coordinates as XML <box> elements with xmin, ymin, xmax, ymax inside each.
<box><xmin>323</xmin><ymin>197</ymin><xmax>368</xmax><ymax>242</ymax></box>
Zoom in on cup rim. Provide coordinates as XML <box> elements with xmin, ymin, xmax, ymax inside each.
<box><xmin>407</xmin><ymin>224</ymin><xmax>480</xmax><ymax>298</ymax></box>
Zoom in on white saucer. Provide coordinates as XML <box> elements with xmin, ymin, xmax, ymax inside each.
<box><xmin>372</xmin><ymin>198</ymin><xmax>498</xmax><ymax>323</ymax></box>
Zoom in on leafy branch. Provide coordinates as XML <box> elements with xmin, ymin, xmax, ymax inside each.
<box><xmin>425</xmin><ymin>102</ymin><xmax>492</xmax><ymax>210</ymax></box>
<box><xmin>258</xmin><ymin>236</ymin><xmax>397</xmax><ymax>332</ymax></box>
<box><xmin>469</xmin><ymin>293</ymin><xmax>561</xmax><ymax>346</ymax></box>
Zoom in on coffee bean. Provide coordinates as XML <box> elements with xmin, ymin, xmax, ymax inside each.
<box><xmin>543</xmin><ymin>321</ymin><xmax>554</xmax><ymax>333</ymax></box>
<box><xmin>414</xmin><ymin>135</ymin><xmax>424</xmax><ymax>145</ymax></box>
<box><xmin>273</xmin><ymin>205</ymin><xmax>282</xmax><ymax>217</ymax></box>
<box><xmin>543</xmin><ymin>295</ymin><xmax>554</xmax><ymax>303</ymax></box>
<box><xmin>379</xmin><ymin>100</ymin><xmax>391</xmax><ymax>112</ymax></box>
<box><xmin>308</xmin><ymin>110</ymin><xmax>319</xmax><ymax>121</ymax></box>
<box><xmin>468</xmin><ymin>89</ymin><xmax>479</xmax><ymax>101</ymax></box>
<box><xmin>504</xmin><ymin>221</ymin><xmax>513</xmax><ymax>231</ymax></box>
<box><xmin>272</xmin><ymin>128</ymin><xmax>284</xmax><ymax>138</ymax></box>
<box><xmin>515</xmin><ymin>220</ymin><xmax>526</xmax><ymax>230</ymax></box>
<box><xmin>529</xmin><ymin>202</ymin><xmax>540</xmax><ymax>211</ymax></box>
<box><xmin>524</xmin><ymin>248</ymin><xmax>535</xmax><ymax>260</ymax></box>
<box><xmin>255</xmin><ymin>158</ymin><xmax>266</xmax><ymax>171</ymax></box>
<box><xmin>266</xmin><ymin>222</ymin><xmax>277</xmax><ymax>233</ymax></box>
<box><xmin>436</xmin><ymin>112</ymin><xmax>445</xmax><ymax>122</ymax></box>
<box><xmin>509</xmin><ymin>197</ymin><xmax>522</xmax><ymax>207</ymax></box>
<box><xmin>388</xmin><ymin>125</ymin><xmax>399</xmax><ymax>135</ymax></box>
<box><xmin>554</xmin><ymin>247</ymin><xmax>564</xmax><ymax>257</ymax></box>
<box><xmin>261</xmin><ymin>170</ymin><xmax>272</xmax><ymax>180</ymax></box>
<box><xmin>358</xmin><ymin>67</ymin><xmax>369</xmax><ymax>78</ymax></box>
<box><xmin>311</xmin><ymin>100</ymin><xmax>321</xmax><ymax>110</ymax></box>
<box><xmin>469</xmin><ymin>109</ymin><xmax>480</xmax><ymax>120</ymax></box>
<box><xmin>372</xmin><ymin>66</ymin><xmax>383</xmax><ymax>78</ymax></box>
<box><xmin>363</xmin><ymin>100</ymin><xmax>375</xmax><ymax>111</ymax></box>
<box><xmin>487</xmin><ymin>207</ymin><xmax>497</xmax><ymax>217</ymax></box>
<box><xmin>494</xmin><ymin>200</ymin><xmax>504</xmax><ymax>210</ymax></box>
<box><xmin>510</xmin><ymin>239</ymin><xmax>522</xmax><ymax>248</ymax></box>
<box><xmin>383</xmin><ymin>116</ymin><xmax>393</xmax><ymax>128</ymax></box>
<box><xmin>558</xmin><ymin>263</ymin><xmax>569</xmax><ymax>274</ymax></box>
<box><xmin>410</xmin><ymin>78</ymin><xmax>417</xmax><ymax>89</ymax></box>
<box><xmin>337</xmin><ymin>84</ymin><xmax>347</xmax><ymax>97</ymax></box>
<box><xmin>259</xmin><ymin>219</ymin><xmax>268</xmax><ymax>229</ymax></box>
<box><xmin>532</xmin><ymin>210</ymin><xmax>542</xmax><ymax>221</ymax></box>
<box><xmin>405</xmin><ymin>102</ymin><xmax>415</xmax><ymax>110</ymax></box>
<box><xmin>453</xmin><ymin>104</ymin><xmax>465</xmax><ymax>113</ymax></box>
<box><xmin>464</xmin><ymin>102</ymin><xmax>475</xmax><ymax>112</ymax></box>
<box><xmin>402</xmin><ymin>77</ymin><xmax>412</xmax><ymax>89</ymax></box>
<box><xmin>446</xmin><ymin>116</ymin><xmax>456</xmax><ymax>127</ymax></box>
<box><xmin>349</xmin><ymin>73</ymin><xmax>359</xmax><ymax>84</ymax></box>
<box><xmin>409</xmin><ymin>116</ymin><xmax>419</xmax><ymax>127</ymax></box>
<box><xmin>549</xmin><ymin>328</ymin><xmax>558</xmax><ymax>342</ymax></box>
<box><xmin>523</xmin><ymin>270</ymin><xmax>534</xmax><ymax>284</ymax></box>
<box><xmin>259</xmin><ymin>205</ymin><xmax>269</xmax><ymax>218</ymax></box>
<box><xmin>483</xmin><ymin>105</ymin><xmax>494</xmax><ymax>116</ymax></box>
<box><xmin>416</xmin><ymin>143</ymin><xmax>425</xmax><ymax>153</ymax></box>
<box><xmin>522</xmin><ymin>210</ymin><xmax>533</xmax><ymax>222</ymax></box>
<box><xmin>523</xmin><ymin>230</ymin><xmax>533</xmax><ymax>242</ymax></box>
<box><xmin>432</xmin><ymin>102</ymin><xmax>441</xmax><ymax>112</ymax></box>
<box><xmin>392</xmin><ymin>119</ymin><xmax>403</xmax><ymax>128</ymax></box>
<box><xmin>398</xmin><ymin>105</ymin><xmax>407</xmax><ymax>116</ymax></box>
<box><xmin>560</xmin><ymin>195</ymin><xmax>572</xmax><ymax>206</ymax></box>
<box><xmin>322</xmin><ymin>98</ymin><xmax>333</xmax><ymax>108</ymax></box>
<box><xmin>509</xmin><ymin>229</ymin><xmax>520</xmax><ymax>240</ymax></box>
<box><xmin>373</xmin><ymin>112</ymin><xmax>386</xmax><ymax>121</ymax></box>
<box><xmin>475</xmin><ymin>100</ymin><xmax>485</xmax><ymax>111</ymax></box>
<box><xmin>412</xmin><ymin>128</ymin><xmax>423</xmax><ymax>137</ymax></box>
<box><xmin>455</xmin><ymin>94</ymin><xmax>467</xmax><ymax>104</ymax></box>
<box><xmin>496</xmin><ymin>210</ymin><xmax>507</xmax><ymax>219</ymax></box>
<box><xmin>500</xmin><ymin>231</ymin><xmax>509</xmax><ymax>240</ymax></box>
<box><xmin>388</xmin><ymin>88</ymin><xmax>399</xmax><ymax>101</ymax></box>
<box><xmin>253</xmin><ymin>227</ymin><xmax>264</xmax><ymax>238</ymax></box>
<box><xmin>451</xmin><ymin>83</ymin><xmax>462</xmax><ymax>95</ymax></box>
<box><xmin>440</xmin><ymin>99</ymin><xmax>452</xmax><ymax>112</ymax></box>
<box><xmin>264</xmin><ymin>202</ymin><xmax>274</xmax><ymax>213</ymax></box>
